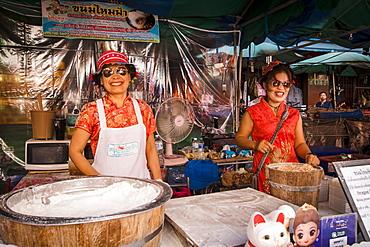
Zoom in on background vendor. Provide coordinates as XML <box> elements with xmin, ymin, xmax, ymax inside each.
<box><xmin>69</xmin><ymin>50</ymin><xmax>162</xmax><ymax>180</ymax></box>
<box><xmin>315</xmin><ymin>91</ymin><xmax>333</xmax><ymax>109</ymax></box>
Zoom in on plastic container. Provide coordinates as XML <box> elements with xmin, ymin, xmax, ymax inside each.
<box><xmin>54</xmin><ymin>118</ymin><xmax>66</xmax><ymax>140</ymax></box>
<box><xmin>191</xmin><ymin>138</ymin><xmax>199</xmax><ymax>149</ymax></box>
<box><xmin>155</xmin><ymin>135</ymin><xmax>164</xmax><ymax>154</ymax></box>
<box><xmin>192</xmin><ymin>138</ymin><xmax>199</xmax><ymax>159</ymax></box>
<box><xmin>197</xmin><ymin>138</ymin><xmax>205</xmax><ymax>159</ymax></box>
<box><xmin>155</xmin><ymin>135</ymin><xmax>165</xmax><ymax>166</ymax></box>
<box><xmin>198</xmin><ymin>138</ymin><xmax>205</xmax><ymax>149</ymax></box>
<box><xmin>198</xmin><ymin>148</ymin><xmax>205</xmax><ymax>159</ymax></box>
<box><xmin>66</xmin><ymin>114</ymin><xmax>79</xmax><ymax>127</ymax></box>
<box><xmin>30</xmin><ymin>111</ymin><xmax>56</xmax><ymax>140</ymax></box>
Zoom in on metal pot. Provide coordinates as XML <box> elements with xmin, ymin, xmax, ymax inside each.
<box><xmin>0</xmin><ymin>176</ymin><xmax>172</xmax><ymax>247</ymax></box>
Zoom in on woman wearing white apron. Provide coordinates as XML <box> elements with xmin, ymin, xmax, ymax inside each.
<box><xmin>69</xmin><ymin>51</ymin><xmax>162</xmax><ymax>180</ymax></box>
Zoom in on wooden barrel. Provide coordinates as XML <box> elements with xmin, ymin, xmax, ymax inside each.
<box><xmin>0</xmin><ymin>177</ymin><xmax>172</xmax><ymax>247</ymax></box>
<box><xmin>266</xmin><ymin>163</ymin><xmax>324</xmax><ymax>208</ymax></box>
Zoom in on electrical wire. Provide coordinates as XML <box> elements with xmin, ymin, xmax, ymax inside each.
<box><xmin>0</xmin><ymin>138</ymin><xmax>25</xmax><ymax>166</ymax></box>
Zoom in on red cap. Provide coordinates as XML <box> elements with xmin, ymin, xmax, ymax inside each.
<box><xmin>91</xmin><ymin>50</ymin><xmax>138</xmax><ymax>86</ymax></box>
<box><xmin>96</xmin><ymin>50</ymin><xmax>130</xmax><ymax>72</ymax></box>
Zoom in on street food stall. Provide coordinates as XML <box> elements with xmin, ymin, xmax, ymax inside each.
<box><xmin>1</xmin><ymin>0</ymin><xmax>370</xmax><ymax>246</ymax></box>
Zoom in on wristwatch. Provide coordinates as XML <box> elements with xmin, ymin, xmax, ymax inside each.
<box><xmin>306</xmin><ymin>152</ymin><xmax>317</xmax><ymax>159</ymax></box>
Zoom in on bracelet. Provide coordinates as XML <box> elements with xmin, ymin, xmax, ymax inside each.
<box><xmin>306</xmin><ymin>152</ymin><xmax>317</xmax><ymax>159</ymax></box>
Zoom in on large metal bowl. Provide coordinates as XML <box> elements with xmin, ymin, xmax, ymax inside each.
<box><xmin>0</xmin><ymin>176</ymin><xmax>172</xmax><ymax>226</ymax></box>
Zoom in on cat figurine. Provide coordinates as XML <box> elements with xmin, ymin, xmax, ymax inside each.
<box><xmin>266</xmin><ymin>205</ymin><xmax>296</xmax><ymax>233</ymax></box>
<box><xmin>245</xmin><ymin>205</ymin><xmax>295</xmax><ymax>247</ymax></box>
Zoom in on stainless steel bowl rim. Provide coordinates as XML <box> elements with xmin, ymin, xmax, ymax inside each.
<box><xmin>0</xmin><ymin>176</ymin><xmax>172</xmax><ymax>226</ymax></box>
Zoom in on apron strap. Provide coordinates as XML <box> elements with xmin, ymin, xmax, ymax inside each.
<box><xmin>96</xmin><ymin>99</ymin><xmax>107</xmax><ymax>129</ymax></box>
<box><xmin>97</xmin><ymin>98</ymin><xmax>143</xmax><ymax>128</ymax></box>
<box><xmin>132</xmin><ymin>99</ymin><xmax>143</xmax><ymax>125</ymax></box>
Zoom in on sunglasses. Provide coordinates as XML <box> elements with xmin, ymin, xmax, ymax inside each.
<box><xmin>270</xmin><ymin>80</ymin><xmax>292</xmax><ymax>88</ymax></box>
<box><xmin>102</xmin><ymin>67</ymin><xmax>129</xmax><ymax>78</ymax></box>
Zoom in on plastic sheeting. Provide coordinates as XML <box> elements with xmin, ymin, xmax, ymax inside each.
<box><xmin>0</xmin><ymin>12</ymin><xmax>239</xmax><ymax>130</ymax></box>
<box><xmin>345</xmin><ymin>119</ymin><xmax>370</xmax><ymax>154</ymax></box>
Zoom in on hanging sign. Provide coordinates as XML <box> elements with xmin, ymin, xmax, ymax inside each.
<box><xmin>41</xmin><ymin>0</ymin><xmax>159</xmax><ymax>42</ymax></box>
<box><xmin>333</xmin><ymin>159</ymin><xmax>370</xmax><ymax>241</ymax></box>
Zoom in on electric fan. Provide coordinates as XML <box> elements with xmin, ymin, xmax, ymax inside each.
<box><xmin>155</xmin><ymin>97</ymin><xmax>194</xmax><ymax>163</ymax></box>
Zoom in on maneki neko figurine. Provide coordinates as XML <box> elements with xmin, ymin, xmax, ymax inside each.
<box><xmin>245</xmin><ymin>205</ymin><xmax>296</xmax><ymax>247</ymax></box>
<box><xmin>292</xmin><ymin>203</ymin><xmax>320</xmax><ymax>247</ymax></box>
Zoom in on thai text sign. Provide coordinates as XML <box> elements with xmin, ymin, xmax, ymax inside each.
<box><xmin>333</xmin><ymin>159</ymin><xmax>370</xmax><ymax>241</ymax></box>
<box><xmin>41</xmin><ymin>0</ymin><xmax>159</xmax><ymax>42</ymax></box>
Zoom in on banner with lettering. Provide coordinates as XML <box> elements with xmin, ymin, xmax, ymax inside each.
<box><xmin>41</xmin><ymin>0</ymin><xmax>159</xmax><ymax>42</ymax></box>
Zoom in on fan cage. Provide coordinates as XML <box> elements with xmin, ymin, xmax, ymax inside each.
<box><xmin>155</xmin><ymin>97</ymin><xmax>194</xmax><ymax>150</ymax></box>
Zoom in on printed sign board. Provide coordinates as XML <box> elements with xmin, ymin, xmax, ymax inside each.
<box><xmin>332</xmin><ymin>159</ymin><xmax>370</xmax><ymax>241</ymax></box>
<box><xmin>315</xmin><ymin>213</ymin><xmax>357</xmax><ymax>247</ymax></box>
<box><xmin>41</xmin><ymin>0</ymin><xmax>159</xmax><ymax>42</ymax></box>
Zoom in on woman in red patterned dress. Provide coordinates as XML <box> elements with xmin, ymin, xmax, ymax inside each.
<box><xmin>69</xmin><ymin>51</ymin><xmax>162</xmax><ymax>181</ymax></box>
<box><xmin>236</xmin><ymin>62</ymin><xmax>320</xmax><ymax>193</ymax></box>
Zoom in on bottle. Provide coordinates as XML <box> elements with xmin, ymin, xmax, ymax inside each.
<box><xmin>192</xmin><ymin>138</ymin><xmax>199</xmax><ymax>159</ymax></box>
<box><xmin>191</xmin><ymin>138</ymin><xmax>198</xmax><ymax>149</ymax></box>
<box><xmin>198</xmin><ymin>137</ymin><xmax>205</xmax><ymax>159</ymax></box>
<box><xmin>198</xmin><ymin>137</ymin><xmax>205</xmax><ymax>149</ymax></box>
<box><xmin>155</xmin><ymin>135</ymin><xmax>165</xmax><ymax>167</ymax></box>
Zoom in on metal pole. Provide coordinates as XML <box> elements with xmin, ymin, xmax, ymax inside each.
<box><xmin>332</xmin><ymin>70</ymin><xmax>337</xmax><ymax>108</ymax></box>
<box><xmin>232</xmin><ymin>32</ymin><xmax>240</xmax><ymax>133</ymax></box>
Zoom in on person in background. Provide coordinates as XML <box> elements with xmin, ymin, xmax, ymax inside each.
<box><xmin>239</xmin><ymin>99</ymin><xmax>247</xmax><ymax>117</ymax></box>
<box><xmin>69</xmin><ymin>50</ymin><xmax>162</xmax><ymax>181</ymax></box>
<box><xmin>235</xmin><ymin>61</ymin><xmax>320</xmax><ymax>194</ymax></box>
<box><xmin>315</xmin><ymin>91</ymin><xmax>333</xmax><ymax>109</ymax></box>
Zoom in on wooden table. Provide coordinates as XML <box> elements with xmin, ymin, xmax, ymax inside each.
<box><xmin>165</xmin><ymin>188</ymin><xmax>299</xmax><ymax>247</ymax></box>
<box><xmin>319</xmin><ymin>153</ymin><xmax>370</xmax><ymax>175</ymax></box>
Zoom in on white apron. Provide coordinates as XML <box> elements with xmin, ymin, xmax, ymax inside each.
<box><xmin>92</xmin><ymin>98</ymin><xmax>150</xmax><ymax>179</ymax></box>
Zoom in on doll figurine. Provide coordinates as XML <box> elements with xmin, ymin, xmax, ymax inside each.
<box><xmin>292</xmin><ymin>203</ymin><xmax>320</xmax><ymax>247</ymax></box>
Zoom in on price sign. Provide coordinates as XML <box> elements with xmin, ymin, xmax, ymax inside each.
<box><xmin>333</xmin><ymin>159</ymin><xmax>370</xmax><ymax>241</ymax></box>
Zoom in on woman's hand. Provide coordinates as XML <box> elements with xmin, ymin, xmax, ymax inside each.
<box><xmin>305</xmin><ymin>153</ymin><xmax>320</xmax><ymax>166</ymax></box>
<box><xmin>255</xmin><ymin>140</ymin><xmax>274</xmax><ymax>153</ymax></box>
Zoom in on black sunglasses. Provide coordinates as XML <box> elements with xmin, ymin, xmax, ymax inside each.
<box><xmin>102</xmin><ymin>67</ymin><xmax>129</xmax><ymax>78</ymax></box>
<box><xmin>270</xmin><ymin>80</ymin><xmax>292</xmax><ymax>88</ymax></box>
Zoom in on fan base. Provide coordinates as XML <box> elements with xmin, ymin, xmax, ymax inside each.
<box><xmin>164</xmin><ymin>154</ymin><xmax>183</xmax><ymax>159</ymax></box>
<box><xmin>164</xmin><ymin>155</ymin><xmax>188</xmax><ymax>166</ymax></box>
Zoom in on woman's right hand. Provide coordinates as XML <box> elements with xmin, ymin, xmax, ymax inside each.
<box><xmin>255</xmin><ymin>140</ymin><xmax>273</xmax><ymax>153</ymax></box>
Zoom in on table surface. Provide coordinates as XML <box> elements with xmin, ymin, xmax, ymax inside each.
<box><xmin>12</xmin><ymin>171</ymin><xmax>71</xmax><ymax>190</ymax></box>
<box><xmin>212</xmin><ymin>156</ymin><xmax>253</xmax><ymax>163</ymax></box>
<box><xmin>165</xmin><ymin>187</ymin><xmax>299</xmax><ymax>247</ymax></box>
<box><xmin>319</xmin><ymin>154</ymin><xmax>370</xmax><ymax>162</ymax></box>
<box><xmin>9</xmin><ymin>172</ymin><xmax>343</xmax><ymax>247</ymax></box>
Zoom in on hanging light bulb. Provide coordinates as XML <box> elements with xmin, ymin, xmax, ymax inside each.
<box><xmin>266</xmin><ymin>56</ymin><xmax>272</xmax><ymax>64</ymax></box>
<box><xmin>250</xmin><ymin>60</ymin><xmax>255</xmax><ymax>73</ymax></box>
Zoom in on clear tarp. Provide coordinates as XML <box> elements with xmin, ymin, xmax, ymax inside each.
<box><xmin>0</xmin><ymin>14</ymin><xmax>239</xmax><ymax>130</ymax></box>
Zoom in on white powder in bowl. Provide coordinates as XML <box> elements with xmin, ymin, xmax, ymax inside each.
<box><xmin>10</xmin><ymin>181</ymin><xmax>159</xmax><ymax>217</ymax></box>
